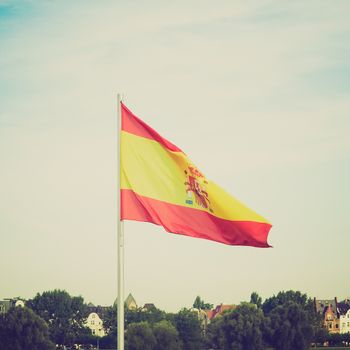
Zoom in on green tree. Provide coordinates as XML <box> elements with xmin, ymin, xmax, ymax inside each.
<box><xmin>313</xmin><ymin>326</ymin><xmax>328</xmax><ymax>347</ymax></box>
<box><xmin>103</xmin><ymin>304</ymin><xmax>118</xmax><ymax>335</ymax></box>
<box><xmin>172</xmin><ymin>309</ymin><xmax>203</xmax><ymax>350</ymax></box>
<box><xmin>262</xmin><ymin>290</ymin><xmax>312</xmax><ymax>315</ymax></box>
<box><xmin>326</xmin><ymin>332</ymin><xmax>350</xmax><ymax>347</ymax></box>
<box><xmin>103</xmin><ymin>303</ymin><xmax>167</xmax><ymax>349</ymax></box>
<box><xmin>0</xmin><ymin>307</ymin><xmax>55</xmax><ymax>350</ymax></box>
<box><xmin>262</xmin><ymin>290</ymin><xmax>323</xmax><ymax>348</ymax></box>
<box><xmin>250</xmin><ymin>292</ymin><xmax>262</xmax><ymax>308</ymax></box>
<box><xmin>192</xmin><ymin>296</ymin><xmax>213</xmax><ymax>310</ymax></box>
<box><xmin>267</xmin><ymin>301</ymin><xmax>314</xmax><ymax>350</ymax></box>
<box><xmin>153</xmin><ymin>320</ymin><xmax>182</xmax><ymax>350</ymax></box>
<box><xmin>207</xmin><ymin>302</ymin><xmax>267</xmax><ymax>350</ymax></box>
<box><xmin>126</xmin><ymin>306</ymin><xmax>165</xmax><ymax>326</ymax></box>
<box><xmin>99</xmin><ymin>333</ymin><xmax>117</xmax><ymax>349</ymax></box>
<box><xmin>125</xmin><ymin>322</ymin><xmax>156</xmax><ymax>350</ymax></box>
<box><xmin>74</xmin><ymin>326</ymin><xmax>99</xmax><ymax>347</ymax></box>
<box><xmin>27</xmin><ymin>289</ymin><xmax>87</xmax><ymax>345</ymax></box>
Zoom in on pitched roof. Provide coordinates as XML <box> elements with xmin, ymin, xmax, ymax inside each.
<box><xmin>125</xmin><ymin>293</ymin><xmax>137</xmax><ymax>309</ymax></box>
<box><xmin>205</xmin><ymin>310</ymin><xmax>215</xmax><ymax>320</ymax></box>
<box><xmin>314</xmin><ymin>298</ymin><xmax>337</xmax><ymax>316</ymax></box>
<box><xmin>206</xmin><ymin>304</ymin><xmax>236</xmax><ymax>320</ymax></box>
<box><xmin>113</xmin><ymin>293</ymin><xmax>138</xmax><ymax>309</ymax></box>
<box><xmin>337</xmin><ymin>302</ymin><xmax>350</xmax><ymax>316</ymax></box>
<box><xmin>86</xmin><ymin>305</ymin><xmax>110</xmax><ymax>318</ymax></box>
<box><xmin>142</xmin><ymin>303</ymin><xmax>156</xmax><ymax>311</ymax></box>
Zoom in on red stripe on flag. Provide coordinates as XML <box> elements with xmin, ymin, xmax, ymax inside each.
<box><xmin>121</xmin><ymin>103</ymin><xmax>183</xmax><ymax>152</ymax></box>
<box><xmin>121</xmin><ymin>189</ymin><xmax>271</xmax><ymax>248</ymax></box>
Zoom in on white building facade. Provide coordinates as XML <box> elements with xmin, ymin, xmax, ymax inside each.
<box><xmin>85</xmin><ymin>312</ymin><xmax>105</xmax><ymax>337</ymax></box>
<box><xmin>340</xmin><ymin>309</ymin><xmax>350</xmax><ymax>334</ymax></box>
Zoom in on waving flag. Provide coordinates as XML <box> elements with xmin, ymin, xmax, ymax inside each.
<box><xmin>120</xmin><ymin>103</ymin><xmax>271</xmax><ymax>247</ymax></box>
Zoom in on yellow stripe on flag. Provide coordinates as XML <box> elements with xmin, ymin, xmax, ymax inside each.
<box><xmin>121</xmin><ymin>131</ymin><xmax>269</xmax><ymax>224</ymax></box>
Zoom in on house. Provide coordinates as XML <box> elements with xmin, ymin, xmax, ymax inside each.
<box><xmin>189</xmin><ymin>303</ymin><xmax>237</xmax><ymax>330</ymax></box>
<box><xmin>324</xmin><ymin>304</ymin><xmax>339</xmax><ymax>333</ymax></box>
<box><xmin>0</xmin><ymin>300</ymin><xmax>11</xmax><ymax>314</ymax></box>
<box><xmin>85</xmin><ymin>304</ymin><xmax>109</xmax><ymax>337</ymax></box>
<box><xmin>190</xmin><ymin>307</ymin><xmax>210</xmax><ymax>331</ymax></box>
<box><xmin>0</xmin><ymin>298</ymin><xmax>25</xmax><ymax>314</ymax></box>
<box><xmin>190</xmin><ymin>303</ymin><xmax>236</xmax><ymax>332</ymax></box>
<box><xmin>338</xmin><ymin>299</ymin><xmax>350</xmax><ymax>334</ymax></box>
<box><xmin>85</xmin><ymin>294</ymin><xmax>139</xmax><ymax>337</ymax></box>
<box><xmin>85</xmin><ymin>311</ymin><xmax>105</xmax><ymax>337</ymax></box>
<box><xmin>314</xmin><ymin>298</ymin><xmax>339</xmax><ymax>333</ymax></box>
<box><xmin>141</xmin><ymin>303</ymin><xmax>156</xmax><ymax>312</ymax></box>
<box><xmin>113</xmin><ymin>293</ymin><xmax>138</xmax><ymax>311</ymax></box>
<box><xmin>206</xmin><ymin>303</ymin><xmax>236</xmax><ymax>321</ymax></box>
<box><xmin>125</xmin><ymin>293</ymin><xmax>138</xmax><ymax>310</ymax></box>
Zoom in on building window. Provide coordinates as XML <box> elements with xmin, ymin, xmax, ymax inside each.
<box><xmin>336</xmin><ymin>324</ymin><xmax>339</xmax><ymax>328</ymax></box>
<box><xmin>92</xmin><ymin>314</ymin><xmax>95</xmax><ymax>318</ymax></box>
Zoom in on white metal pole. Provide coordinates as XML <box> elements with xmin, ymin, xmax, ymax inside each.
<box><xmin>117</xmin><ymin>93</ymin><xmax>124</xmax><ymax>350</ymax></box>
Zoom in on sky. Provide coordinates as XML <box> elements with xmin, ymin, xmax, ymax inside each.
<box><xmin>0</xmin><ymin>0</ymin><xmax>349</xmax><ymax>312</ymax></box>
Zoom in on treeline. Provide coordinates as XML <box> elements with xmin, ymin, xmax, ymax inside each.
<box><xmin>0</xmin><ymin>289</ymin><xmax>348</xmax><ymax>350</ymax></box>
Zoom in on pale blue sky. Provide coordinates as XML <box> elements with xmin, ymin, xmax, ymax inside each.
<box><xmin>0</xmin><ymin>0</ymin><xmax>349</xmax><ymax>311</ymax></box>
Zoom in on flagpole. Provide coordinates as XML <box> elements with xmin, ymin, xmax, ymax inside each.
<box><xmin>117</xmin><ymin>93</ymin><xmax>124</xmax><ymax>350</ymax></box>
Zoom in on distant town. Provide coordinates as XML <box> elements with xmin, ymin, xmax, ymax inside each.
<box><xmin>0</xmin><ymin>290</ymin><xmax>349</xmax><ymax>349</ymax></box>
